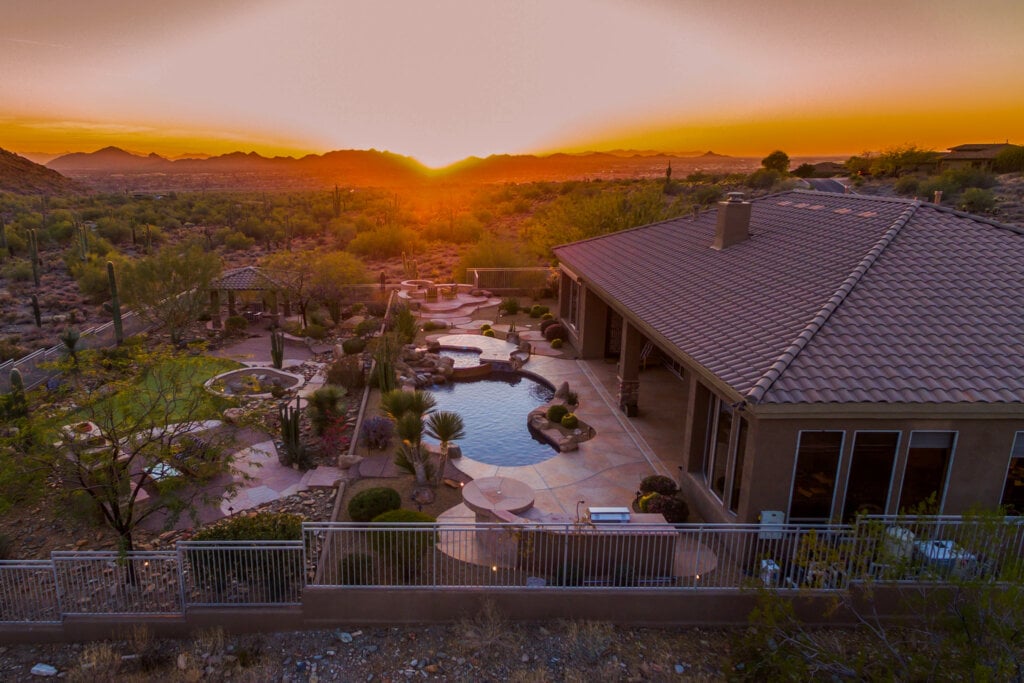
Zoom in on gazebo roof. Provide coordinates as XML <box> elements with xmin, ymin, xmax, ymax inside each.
<box><xmin>210</xmin><ymin>266</ymin><xmax>288</xmax><ymax>291</ymax></box>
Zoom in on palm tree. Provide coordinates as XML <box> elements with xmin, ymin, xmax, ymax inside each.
<box><xmin>380</xmin><ymin>389</ymin><xmax>436</xmax><ymax>422</ymax></box>
<box><xmin>425</xmin><ymin>411</ymin><xmax>465</xmax><ymax>486</ymax></box>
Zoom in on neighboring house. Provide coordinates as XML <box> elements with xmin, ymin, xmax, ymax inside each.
<box><xmin>553</xmin><ymin>190</ymin><xmax>1024</xmax><ymax>524</ymax></box>
<box><xmin>940</xmin><ymin>143</ymin><xmax>1014</xmax><ymax>171</ymax></box>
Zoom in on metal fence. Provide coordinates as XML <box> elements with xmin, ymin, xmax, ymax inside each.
<box><xmin>2</xmin><ymin>516</ymin><xmax>1022</xmax><ymax>623</ymax></box>
<box><xmin>468</xmin><ymin>267</ymin><xmax>557</xmax><ymax>292</ymax></box>
<box><xmin>0</xmin><ymin>310</ymin><xmax>151</xmax><ymax>392</ymax></box>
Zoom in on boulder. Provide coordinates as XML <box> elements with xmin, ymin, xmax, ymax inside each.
<box><xmin>447</xmin><ymin>444</ymin><xmax>463</xmax><ymax>459</ymax></box>
<box><xmin>337</xmin><ymin>454</ymin><xmax>363</xmax><ymax>470</ymax></box>
<box><xmin>425</xmin><ymin>340</ymin><xmax>442</xmax><ymax>353</ymax></box>
<box><xmin>222</xmin><ymin>408</ymin><xmax>245</xmax><ymax>424</ymax></box>
<box><xmin>554</xmin><ymin>381</ymin><xmax>571</xmax><ymax>399</ymax></box>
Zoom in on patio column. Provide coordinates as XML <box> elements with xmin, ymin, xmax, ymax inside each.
<box><xmin>210</xmin><ymin>289</ymin><xmax>222</xmax><ymax>329</ymax></box>
<box><xmin>617</xmin><ymin>320</ymin><xmax>642</xmax><ymax>416</ymax></box>
<box><xmin>227</xmin><ymin>291</ymin><xmax>237</xmax><ymax>317</ymax></box>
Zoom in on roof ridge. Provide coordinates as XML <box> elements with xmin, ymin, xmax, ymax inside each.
<box><xmin>916</xmin><ymin>200</ymin><xmax>1024</xmax><ymax>236</ymax></box>
<box><xmin>744</xmin><ymin>201</ymin><xmax>921</xmax><ymax>404</ymax></box>
<box><xmin>790</xmin><ymin>188</ymin><xmax>918</xmax><ymax>205</ymax></box>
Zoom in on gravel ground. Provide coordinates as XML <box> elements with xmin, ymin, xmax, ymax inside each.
<box><xmin>0</xmin><ymin>620</ymin><xmax>736</xmax><ymax>682</ymax></box>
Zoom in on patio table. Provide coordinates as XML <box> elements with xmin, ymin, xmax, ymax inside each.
<box><xmin>462</xmin><ymin>476</ymin><xmax>535</xmax><ymax>517</ymax></box>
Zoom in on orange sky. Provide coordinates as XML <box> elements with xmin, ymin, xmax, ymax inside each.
<box><xmin>2</xmin><ymin>0</ymin><xmax>1023</xmax><ymax>167</ymax></box>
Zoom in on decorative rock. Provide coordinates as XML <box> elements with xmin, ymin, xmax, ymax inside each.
<box><xmin>177</xmin><ymin>653</ymin><xmax>188</xmax><ymax>670</ymax></box>
<box><xmin>338</xmin><ymin>631</ymin><xmax>354</xmax><ymax>643</ymax></box>
<box><xmin>30</xmin><ymin>663</ymin><xmax>58</xmax><ymax>677</ymax></box>
<box><xmin>554</xmin><ymin>381</ymin><xmax>571</xmax><ymax>399</ymax></box>
<box><xmin>337</xmin><ymin>454</ymin><xmax>363</xmax><ymax>470</ymax></box>
<box><xmin>447</xmin><ymin>444</ymin><xmax>462</xmax><ymax>459</ymax></box>
<box><xmin>222</xmin><ymin>408</ymin><xmax>245</xmax><ymax>424</ymax></box>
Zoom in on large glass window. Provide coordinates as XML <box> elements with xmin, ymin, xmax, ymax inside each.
<box><xmin>1001</xmin><ymin>432</ymin><xmax>1024</xmax><ymax>515</ymax></box>
<box><xmin>789</xmin><ymin>431</ymin><xmax>843</xmax><ymax>521</ymax></box>
<box><xmin>566</xmin><ymin>278</ymin><xmax>580</xmax><ymax>329</ymax></box>
<box><xmin>729</xmin><ymin>418</ymin><xmax>749</xmax><ymax>513</ymax></box>
<box><xmin>899</xmin><ymin>431</ymin><xmax>955</xmax><ymax>512</ymax></box>
<box><xmin>709</xmin><ymin>401</ymin><xmax>733</xmax><ymax>499</ymax></box>
<box><xmin>842</xmin><ymin>432</ymin><xmax>899</xmax><ymax>521</ymax></box>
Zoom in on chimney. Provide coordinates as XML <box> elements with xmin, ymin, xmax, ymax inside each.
<box><xmin>712</xmin><ymin>192</ymin><xmax>751</xmax><ymax>250</ymax></box>
<box><xmin>933</xmin><ymin>190</ymin><xmax>943</xmax><ymax>204</ymax></box>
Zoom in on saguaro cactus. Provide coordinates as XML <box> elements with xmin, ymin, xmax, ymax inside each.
<box><xmin>333</xmin><ymin>185</ymin><xmax>342</xmax><ymax>218</ymax></box>
<box><xmin>107</xmin><ymin>260</ymin><xmax>124</xmax><ymax>346</ymax></box>
<box><xmin>278</xmin><ymin>399</ymin><xmax>304</xmax><ymax>466</ymax></box>
<box><xmin>28</xmin><ymin>229</ymin><xmax>40</xmax><ymax>287</ymax></box>
<box><xmin>8</xmin><ymin>367</ymin><xmax>27</xmax><ymax>417</ymax></box>
<box><xmin>77</xmin><ymin>223</ymin><xmax>89</xmax><ymax>261</ymax></box>
<box><xmin>30</xmin><ymin>295</ymin><xmax>41</xmax><ymax>327</ymax></box>
<box><xmin>270</xmin><ymin>330</ymin><xmax>285</xmax><ymax>369</ymax></box>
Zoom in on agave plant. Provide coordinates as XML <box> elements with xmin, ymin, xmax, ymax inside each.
<box><xmin>425</xmin><ymin>411</ymin><xmax>465</xmax><ymax>485</ymax></box>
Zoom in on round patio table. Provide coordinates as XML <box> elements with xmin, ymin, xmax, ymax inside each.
<box><xmin>462</xmin><ymin>476</ymin><xmax>535</xmax><ymax>516</ymax></box>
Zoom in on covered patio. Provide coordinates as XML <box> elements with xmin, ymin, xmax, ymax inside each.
<box><xmin>208</xmin><ymin>266</ymin><xmax>291</xmax><ymax>330</ymax></box>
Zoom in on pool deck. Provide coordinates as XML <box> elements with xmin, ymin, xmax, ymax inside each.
<box><xmin>434</xmin><ymin>333</ymin><xmax>673</xmax><ymax>522</ymax></box>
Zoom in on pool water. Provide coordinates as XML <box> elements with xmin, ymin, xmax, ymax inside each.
<box><xmin>429</xmin><ymin>372</ymin><xmax>557</xmax><ymax>467</ymax></box>
<box><xmin>439</xmin><ymin>348</ymin><xmax>484</xmax><ymax>368</ymax></box>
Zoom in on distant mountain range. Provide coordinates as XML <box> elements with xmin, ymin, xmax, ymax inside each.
<box><xmin>40</xmin><ymin>146</ymin><xmax>761</xmax><ymax>192</ymax></box>
<box><xmin>0</xmin><ymin>147</ymin><xmax>84</xmax><ymax>195</ymax></box>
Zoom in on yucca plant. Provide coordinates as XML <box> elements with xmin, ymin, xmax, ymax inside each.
<box><xmin>425</xmin><ymin>411</ymin><xmax>465</xmax><ymax>485</ymax></box>
<box><xmin>308</xmin><ymin>384</ymin><xmax>346</xmax><ymax>436</ymax></box>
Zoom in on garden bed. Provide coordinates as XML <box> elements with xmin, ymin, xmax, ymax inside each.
<box><xmin>204</xmin><ymin>367</ymin><xmax>305</xmax><ymax>398</ymax></box>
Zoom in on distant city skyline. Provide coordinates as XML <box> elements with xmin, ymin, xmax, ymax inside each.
<box><xmin>2</xmin><ymin>0</ymin><xmax>1022</xmax><ymax>168</ymax></box>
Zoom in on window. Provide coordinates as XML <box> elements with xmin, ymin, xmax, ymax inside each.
<box><xmin>789</xmin><ymin>431</ymin><xmax>843</xmax><ymax>521</ymax></box>
<box><xmin>899</xmin><ymin>431</ymin><xmax>955</xmax><ymax>512</ymax></box>
<box><xmin>842</xmin><ymin>431</ymin><xmax>899</xmax><ymax>521</ymax></box>
<box><xmin>566</xmin><ymin>277</ymin><xmax>580</xmax><ymax>329</ymax></box>
<box><xmin>729</xmin><ymin>418</ymin><xmax>749</xmax><ymax>513</ymax></box>
<box><xmin>709</xmin><ymin>401</ymin><xmax>733</xmax><ymax>499</ymax></box>
<box><xmin>1001</xmin><ymin>432</ymin><xmax>1024</xmax><ymax>515</ymax></box>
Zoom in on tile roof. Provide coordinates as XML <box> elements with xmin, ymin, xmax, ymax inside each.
<box><xmin>210</xmin><ymin>266</ymin><xmax>288</xmax><ymax>291</ymax></box>
<box><xmin>553</xmin><ymin>190</ymin><xmax>1024</xmax><ymax>405</ymax></box>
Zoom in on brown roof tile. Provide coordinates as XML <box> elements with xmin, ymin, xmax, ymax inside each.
<box><xmin>554</xmin><ymin>190</ymin><xmax>1024</xmax><ymax>405</ymax></box>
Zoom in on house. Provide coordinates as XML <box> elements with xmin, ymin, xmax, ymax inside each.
<box><xmin>939</xmin><ymin>143</ymin><xmax>1014</xmax><ymax>171</ymax></box>
<box><xmin>553</xmin><ymin>190</ymin><xmax>1024</xmax><ymax>524</ymax></box>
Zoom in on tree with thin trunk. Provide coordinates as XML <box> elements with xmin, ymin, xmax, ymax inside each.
<box><xmin>380</xmin><ymin>389</ymin><xmax>437</xmax><ymax>485</ymax></box>
<box><xmin>425</xmin><ymin>411</ymin><xmax>465</xmax><ymax>486</ymax></box>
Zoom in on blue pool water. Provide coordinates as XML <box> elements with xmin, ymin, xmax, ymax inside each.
<box><xmin>429</xmin><ymin>372</ymin><xmax>557</xmax><ymax>467</ymax></box>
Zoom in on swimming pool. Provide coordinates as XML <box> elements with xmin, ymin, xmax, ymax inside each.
<box><xmin>439</xmin><ymin>348</ymin><xmax>484</xmax><ymax>369</ymax></box>
<box><xmin>429</xmin><ymin>371</ymin><xmax>557</xmax><ymax>467</ymax></box>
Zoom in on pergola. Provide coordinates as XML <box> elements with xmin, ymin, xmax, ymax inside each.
<box><xmin>208</xmin><ymin>266</ymin><xmax>290</xmax><ymax>329</ymax></box>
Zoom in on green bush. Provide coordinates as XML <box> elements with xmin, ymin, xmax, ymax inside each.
<box><xmin>482</xmin><ymin>329</ymin><xmax>495</xmax><ymax>337</ymax></box>
<box><xmin>499</xmin><ymin>297</ymin><xmax>521</xmax><ymax>315</ymax></box>
<box><xmin>541</xmin><ymin>312</ymin><xmax>554</xmax><ymax>321</ymax></box>
<box><xmin>959</xmin><ymin>187</ymin><xmax>997</xmax><ymax>214</ymax></box>
<box><xmin>326</xmin><ymin>356</ymin><xmax>366</xmax><ymax>391</ymax></box>
<box><xmin>337</xmin><ymin>552</ymin><xmax>377</xmax><ymax>585</ymax></box>
<box><xmin>894</xmin><ymin>175</ymin><xmax>920</xmax><ymax>196</ymax></box>
<box><xmin>529</xmin><ymin>304</ymin><xmax>549</xmax><ymax>318</ymax></box>
<box><xmin>342</xmin><ymin>337</ymin><xmax>366</xmax><ymax>355</ymax></box>
<box><xmin>546</xmin><ymin>404</ymin><xmax>570</xmax><ymax>423</ymax></box>
<box><xmin>560</xmin><ymin>412</ymin><xmax>578</xmax><ymax>429</ymax></box>
<box><xmin>223</xmin><ymin>315</ymin><xmax>247</xmax><ymax>337</ymax></box>
<box><xmin>640</xmin><ymin>475</ymin><xmax>679</xmax><ymax>496</ymax></box>
<box><xmin>543</xmin><ymin>323</ymin><xmax>566</xmax><ymax>342</ymax></box>
<box><xmin>643</xmin><ymin>494</ymin><xmax>690</xmax><ymax>524</ymax></box>
<box><xmin>994</xmin><ymin>145</ymin><xmax>1024</xmax><ymax>173</ymax></box>
<box><xmin>348</xmin><ymin>487</ymin><xmax>401</xmax><ymax>522</ymax></box>
<box><xmin>308</xmin><ymin>384</ymin><xmax>347</xmax><ymax>436</ymax></box>
<box><xmin>304</xmin><ymin>323</ymin><xmax>327</xmax><ymax>340</ymax></box>
<box><xmin>370</xmin><ymin>509</ymin><xmax>437</xmax><ymax>574</ymax></box>
<box><xmin>422</xmin><ymin>321</ymin><xmax>447</xmax><ymax>332</ymax></box>
<box><xmin>539</xmin><ymin>318</ymin><xmax>559</xmax><ymax>333</ymax></box>
<box><xmin>192</xmin><ymin>512</ymin><xmax>303</xmax><ymax>540</ymax></box>
<box><xmin>480</xmin><ymin>323</ymin><xmax>492</xmax><ymax>331</ymax></box>
<box><xmin>551</xmin><ymin>338</ymin><xmax>564</xmax><ymax>349</ymax></box>
<box><xmin>2</xmin><ymin>260</ymin><xmax>33</xmax><ymax>282</ymax></box>
<box><xmin>355</xmin><ymin>318</ymin><xmax>380</xmax><ymax>337</ymax></box>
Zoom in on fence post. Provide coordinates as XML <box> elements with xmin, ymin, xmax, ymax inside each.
<box><xmin>50</xmin><ymin>557</ymin><xmax>64</xmax><ymax>618</ymax></box>
<box><xmin>177</xmin><ymin>545</ymin><xmax>188</xmax><ymax>611</ymax></box>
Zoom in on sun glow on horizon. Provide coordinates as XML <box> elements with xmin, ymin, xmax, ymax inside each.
<box><xmin>2</xmin><ymin>1</ymin><xmax>1022</xmax><ymax>164</ymax></box>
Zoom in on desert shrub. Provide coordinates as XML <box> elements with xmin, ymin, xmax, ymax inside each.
<box><xmin>499</xmin><ymin>297</ymin><xmax>520</xmax><ymax>315</ymax></box>
<box><xmin>959</xmin><ymin>187</ymin><xmax>997</xmax><ymax>213</ymax></box>
<box><xmin>422</xmin><ymin>320</ymin><xmax>447</xmax><ymax>332</ymax></box>
<box><xmin>2</xmin><ymin>260</ymin><xmax>33</xmax><ymax>282</ymax></box>
<box><xmin>543</xmin><ymin>323</ymin><xmax>566</xmax><ymax>342</ymax></box>
<box><xmin>539</xmin><ymin>318</ymin><xmax>559</xmax><ymax>333</ymax></box>
<box><xmin>0</xmin><ymin>533</ymin><xmax>11</xmax><ymax>560</ymax></box>
<box><xmin>189</xmin><ymin>513</ymin><xmax>303</xmax><ymax>600</ymax></box>
<box><xmin>337</xmin><ymin>552</ymin><xmax>377</xmax><ymax>585</ymax></box>
<box><xmin>348</xmin><ymin>487</ymin><xmax>401</xmax><ymax>522</ymax></box>
<box><xmin>341</xmin><ymin>337</ymin><xmax>366</xmax><ymax>355</ymax></box>
<box><xmin>370</xmin><ymin>509</ymin><xmax>437</xmax><ymax>569</ymax></box>
<box><xmin>304</xmin><ymin>323</ymin><xmax>326</xmax><ymax>340</ymax></box>
<box><xmin>365</xmin><ymin>302</ymin><xmax>387</xmax><ymax>317</ymax></box>
<box><xmin>918</xmin><ymin>176</ymin><xmax>958</xmax><ymax>202</ymax></box>
<box><xmin>643</xmin><ymin>494</ymin><xmax>690</xmax><ymax>524</ymax></box>
<box><xmin>192</xmin><ymin>512</ymin><xmax>302</xmax><ymax>540</ymax></box>
<box><xmin>944</xmin><ymin>167</ymin><xmax>997</xmax><ymax>190</ymax></box>
<box><xmin>541</xmin><ymin>312</ymin><xmax>554</xmax><ymax>321</ymax></box>
<box><xmin>223</xmin><ymin>315</ymin><xmax>247</xmax><ymax>337</ymax></box>
<box><xmin>640</xmin><ymin>474</ymin><xmax>679</xmax><ymax>496</ymax></box>
<box><xmin>994</xmin><ymin>145</ymin><xmax>1024</xmax><ymax>173</ymax></box>
<box><xmin>0</xmin><ymin>339</ymin><xmax>26</xmax><ymax>363</ymax></box>
<box><xmin>347</xmin><ymin>226</ymin><xmax>419</xmax><ymax>259</ymax></box>
<box><xmin>361</xmin><ymin>415</ymin><xmax>394</xmax><ymax>450</ymax></box>
<box><xmin>551</xmin><ymin>338</ymin><xmax>564</xmax><ymax>349</ymax></box>
<box><xmin>355</xmin><ymin>318</ymin><xmax>380</xmax><ymax>337</ymax></box>
<box><xmin>894</xmin><ymin>175</ymin><xmax>920</xmax><ymax>196</ymax></box>
<box><xmin>326</xmin><ymin>356</ymin><xmax>366</xmax><ymax>391</ymax></box>
<box><xmin>480</xmin><ymin>323</ymin><xmax>491</xmax><ymax>331</ymax></box>
<box><xmin>223</xmin><ymin>230</ymin><xmax>255</xmax><ymax>251</ymax></box>
<box><xmin>308</xmin><ymin>384</ymin><xmax>347</xmax><ymax>435</ymax></box>
<box><xmin>546</xmin><ymin>404</ymin><xmax>570</xmax><ymax>423</ymax></box>
<box><xmin>747</xmin><ymin>168</ymin><xmax>781</xmax><ymax>190</ymax></box>
<box><xmin>560</xmin><ymin>412</ymin><xmax>579</xmax><ymax>429</ymax></box>
<box><xmin>529</xmin><ymin>304</ymin><xmax>548</xmax><ymax>318</ymax></box>
<box><xmin>482</xmin><ymin>329</ymin><xmax>495</xmax><ymax>337</ymax></box>
<box><xmin>392</xmin><ymin>304</ymin><xmax>418</xmax><ymax>344</ymax></box>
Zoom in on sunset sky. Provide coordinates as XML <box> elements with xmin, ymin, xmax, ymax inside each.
<box><xmin>2</xmin><ymin>0</ymin><xmax>1023</xmax><ymax>167</ymax></box>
